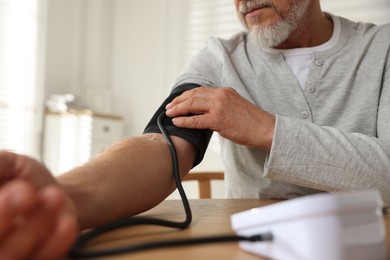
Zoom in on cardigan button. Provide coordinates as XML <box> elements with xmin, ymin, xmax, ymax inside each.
<box><xmin>301</xmin><ymin>111</ymin><xmax>310</xmax><ymax>119</ymax></box>
<box><xmin>307</xmin><ymin>85</ymin><xmax>316</xmax><ymax>93</ymax></box>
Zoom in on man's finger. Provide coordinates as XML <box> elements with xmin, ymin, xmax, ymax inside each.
<box><xmin>172</xmin><ymin>113</ymin><xmax>213</xmax><ymax>129</ymax></box>
<box><xmin>0</xmin><ymin>151</ymin><xmax>18</xmax><ymax>180</ymax></box>
<box><xmin>33</xmin><ymin>213</ymin><xmax>78</xmax><ymax>260</ymax></box>
<box><xmin>0</xmin><ymin>186</ymin><xmax>63</xmax><ymax>260</ymax></box>
<box><xmin>0</xmin><ymin>180</ymin><xmax>38</xmax><ymax>237</ymax></box>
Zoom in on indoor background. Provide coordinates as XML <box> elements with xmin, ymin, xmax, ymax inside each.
<box><xmin>0</xmin><ymin>0</ymin><xmax>389</xmax><ymax>198</ymax></box>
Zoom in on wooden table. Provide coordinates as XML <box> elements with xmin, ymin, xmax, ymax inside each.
<box><xmin>74</xmin><ymin>199</ymin><xmax>390</xmax><ymax>260</ymax></box>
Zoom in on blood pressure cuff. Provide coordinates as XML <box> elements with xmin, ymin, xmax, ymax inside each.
<box><xmin>143</xmin><ymin>83</ymin><xmax>213</xmax><ymax>168</ymax></box>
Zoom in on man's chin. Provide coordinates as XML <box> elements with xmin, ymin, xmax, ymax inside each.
<box><xmin>249</xmin><ymin>29</ymin><xmax>275</xmax><ymax>49</ymax></box>
<box><xmin>249</xmin><ymin>23</ymin><xmax>291</xmax><ymax>49</ymax></box>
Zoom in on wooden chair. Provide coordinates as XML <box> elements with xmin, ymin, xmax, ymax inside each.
<box><xmin>183</xmin><ymin>171</ymin><xmax>224</xmax><ymax>199</ymax></box>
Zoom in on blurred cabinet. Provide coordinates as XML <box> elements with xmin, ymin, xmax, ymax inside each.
<box><xmin>43</xmin><ymin>110</ymin><xmax>124</xmax><ymax>176</ymax></box>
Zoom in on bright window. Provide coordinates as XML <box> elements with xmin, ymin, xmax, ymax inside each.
<box><xmin>321</xmin><ymin>0</ymin><xmax>390</xmax><ymax>25</ymax></box>
<box><xmin>0</xmin><ymin>0</ymin><xmax>46</xmax><ymax>159</ymax></box>
<box><xmin>185</xmin><ymin>0</ymin><xmax>243</xmax><ymax>59</ymax></box>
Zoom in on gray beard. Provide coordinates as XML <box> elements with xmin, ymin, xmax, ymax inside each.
<box><xmin>250</xmin><ymin>20</ymin><xmax>293</xmax><ymax>48</ymax></box>
<box><xmin>240</xmin><ymin>0</ymin><xmax>310</xmax><ymax>48</ymax></box>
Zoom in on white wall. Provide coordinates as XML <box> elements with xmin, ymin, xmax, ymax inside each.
<box><xmin>110</xmin><ymin>0</ymin><xmax>185</xmax><ymax>136</ymax></box>
<box><xmin>45</xmin><ymin>0</ymin><xmax>85</xmax><ymax>97</ymax></box>
<box><xmin>45</xmin><ymin>0</ymin><xmax>186</xmax><ymax>134</ymax></box>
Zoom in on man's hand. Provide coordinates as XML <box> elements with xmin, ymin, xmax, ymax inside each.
<box><xmin>0</xmin><ymin>151</ymin><xmax>78</xmax><ymax>260</ymax></box>
<box><xmin>166</xmin><ymin>87</ymin><xmax>275</xmax><ymax>151</ymax></box>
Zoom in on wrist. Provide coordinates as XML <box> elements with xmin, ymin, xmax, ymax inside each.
<box><xmin>264</xmin><ymin>115</ymin><xmax>276</xmax><ymax>151</ymax></box>
<box><xmin>256</xmin><ymin>113</ymin><xmax>275</xmax><ymax>151</ymax></box>
<box><xmin>57</xmin><ymin>178</ymin><xmax>85</xmax><ymax>230</ymax></box>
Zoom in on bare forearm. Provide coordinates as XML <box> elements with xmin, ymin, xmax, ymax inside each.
<box><xmin>57</xmin><ymin>133</ymin><xmax>195</xmax><ymax>229</ymax></box>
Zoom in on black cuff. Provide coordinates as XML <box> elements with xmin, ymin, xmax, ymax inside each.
<box><xmin>143</xmin><ymin>83</ymin><xmax>213</xmax><ymax>168</ymax></box>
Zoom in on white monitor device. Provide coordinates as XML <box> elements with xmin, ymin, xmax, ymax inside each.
<box><xmin>231</xmin><ymin>191</ymin><xmax>385</xmax><ymax>260</ymax></box>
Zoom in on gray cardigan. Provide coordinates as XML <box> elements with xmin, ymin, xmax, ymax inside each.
<box><xmin>173</xmin><ymin>15</ymin><xmax>390</xmax><ymax>207</ymax></box>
